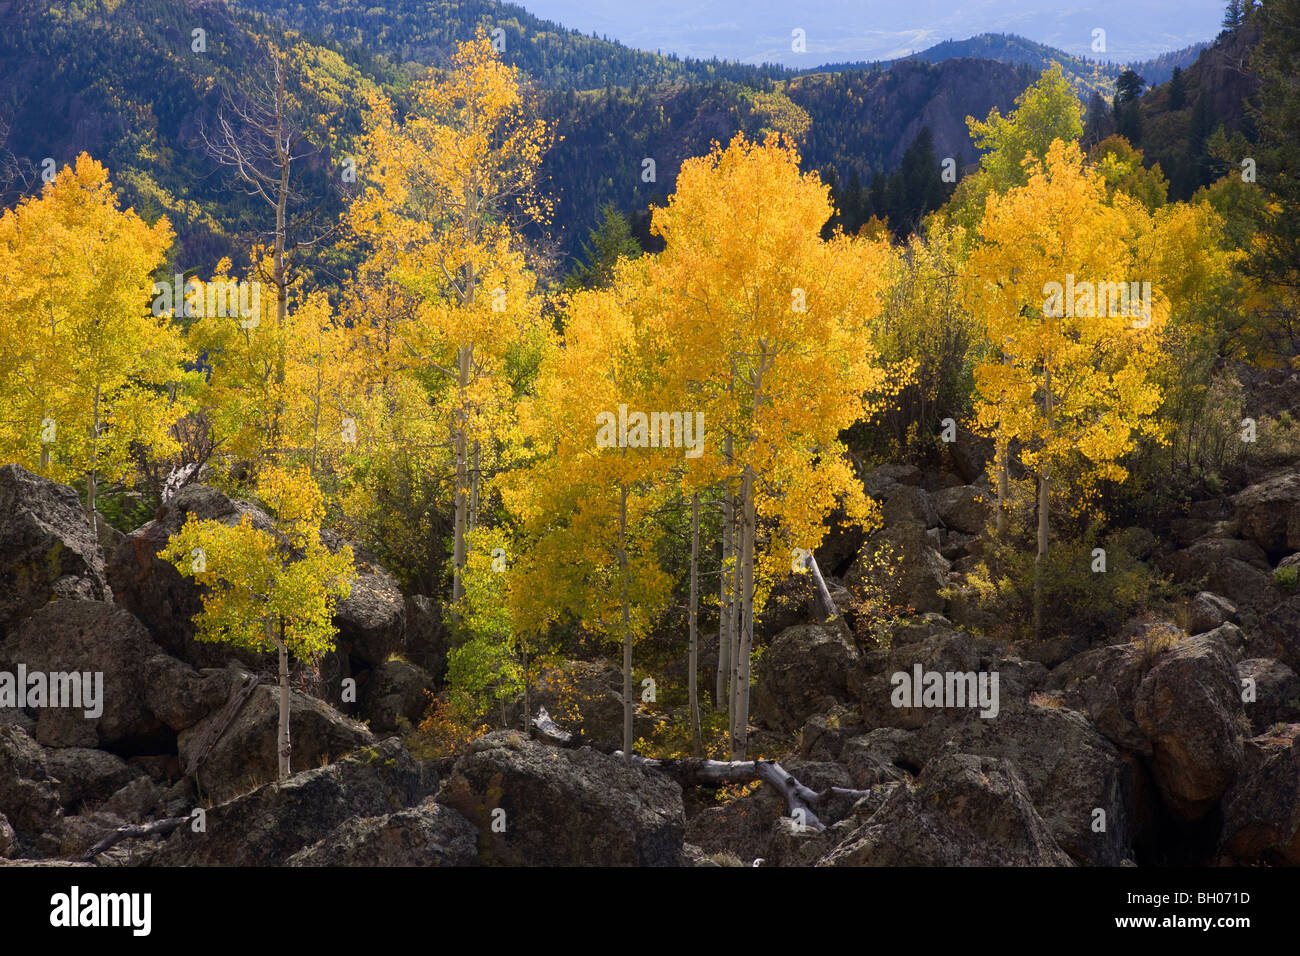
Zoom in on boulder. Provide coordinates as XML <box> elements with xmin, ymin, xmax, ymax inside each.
<box><xmin>685</xmin><ymin>787</ymin><xmax>783</xmax><ymax>864</ymax></box>
<box><xmin>1237</xmin><ymin>659</ymin><xmax>1300</xmax><ymax>734</ymax></box>
<box><xmin>1163</xmin><ymin>538</ymin><xmax>1276</xmax><ymax>611</ymax></box>
<box><xmin>510</xmin><ymin>659</ymin><xmax>655</xmax><ymax>750</ymax></box>
<box><xmin>0</xmin><ymin>813</ymin><xmax>14</xmax><ymax>859</ymax></box>
<box><xmin>328</xmin><ymin>542</ymin><xmax>405</xmax><ymax>669</ymax></box>
<box><xmin>753</xmin><ymin>624</ymin><xmax>860</xmax><ymax>733</ymax></box>
<box><xmin>846</xmin><ymin>521</ymin><xmax>950</xmax><ymax>615</ymax></box>
<box><xmin>437</xmin><ymin>731</ymin><xmax>685</xmax><ymax>866</ymax></box>
<box><xmin>287</xmin><ymin>798</ymin><xmax>477</xmax><ymax>866</ymax></box>
<box><xmin>861</xmin><ymin>463</ymin><xmax>923</xmax><ymax>498</ymax></box>
<box><xmin>45</xmin><ymin>747</ymin><xmax>144</xmax><ymax>812</ymax></box>
<box><xmin>1134</xmin><ymin>632</ymin><xmax>1250</xmax><ymax>820</ymax></box>
<box><xmin>798</xmin><ymin>704</ymin><xmax>865</xmax><ymax>762</ymax></box>
<box><xmin>1259</xmin><ymin>596</ymin><xmax>1300</xmax><ymax>671</ymax></box>
<box><xmin>0</xmin><ymin>725</ymin><xmax>61</xmax><ymax>847</ymax></box>
<box><xmin>938</xmin><ymin>704</ymin><xmax>1137</xmax><ymax>865</ymax></box>
<box><xmin>853</xmin><ymin>626</ymin><xmax>1039</xmax><ymax>734</ymax></box>
<box><xmin>933</xmin><ymin>485</ymin><xmax>990</xmax><ymax>535</ymax></box>
<box><xmin>404</xmin><ymin>594</ymin><xmax>448</xmax><ymax>684</ymax></box>
<box><xmin>106</xmin><ymin>484</ymin><xmax>275</xmax><ymax>666</ymax></box>
<box><xmin>178</xmin><ymin>682</ymin><xmax>377</xmax><ymax>804</ymax></box>
<box><xmin>143</xmin><ymin>654</ymin><xmax>235</xmax><ymax>733</ymax></box>
<box><xmin>148</xmin><ymin>738</ymin><xmax>431</xmax><ymax>865</ymax></box>
<box><xmin>1187</xmin><ymin>591</ymin><xmax>1237</xmax><ymax>635</ymax></box>
<box><xmin>108</xmin><ymin>483</ymin><xmax>401</xmax><ymax>677</ymax></box>
<box><xmin>880</xmin><ymin>485</ymin><xmax>938</xmax><ymax>528</ymax></box>
<box><xmin>0</xmin><ymin>464</ymin><xmax>109</xmax><ymax>634</ymax></box>
<box><xmin>1219</xmin><ymin>727</ymin><xmax>1300</xmax><ymax>865</ymax></box>
<box><xmin>946</xmin><ymin>427</ymin><xmax>994</xmax><ymax>485</ymax></box>
<box><xmin>840</xmin><ymin>728</ymin><xmax>918</xmax><ymax>789</ymax></box>
<box><xmin>99</xmin><ymin>776</ymin><xmax>162</xmax><ymax>823</ymax></box>
<box><xmin>0</xmin><ymin>600</ymin><xmax>166</xmax><ymax>749</ymax></box>
<box><xmin>1234</xmin><ymin>469</ymin><xmax>1300</xmax><ymax>556</ymax></box>
<box><xmin>1049</xmin><ymin>642</ymin><xmax>1150</xmax><ymax>754</ymax></box>
<box><xmin>361</xmin><ymin>658</ymin><xmax>434</xmax><ymax>734</ymax></box>
<box><xmin>818</xmin><ymin>753</ymin><xmax>1073</xmax><ymax>866</ymax></box>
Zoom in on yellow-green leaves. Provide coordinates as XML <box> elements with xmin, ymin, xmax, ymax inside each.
<box><xmin>160</xmin><ymin>466</ymin><xmax>356</xmax><ymax>662</ymax></box>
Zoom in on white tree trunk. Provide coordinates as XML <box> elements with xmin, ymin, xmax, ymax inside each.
<box><xmin>733</xmin><ymin>465</ymin><xmax>756</xmax><ymax>760</ymax></box>
<box><xmin>619</xmin><ymin>482</ymin><xmax>632</xmax><ymax>761</ymax></box>
<box><xmin>689</xmin><ymin>492</ymin><xmax>703</xmax><ymax>757</ymax></box>
<box><xmin>275</xmin><ymin>617</ymin><xmax>291</xmax><ymax>779</ymax></box>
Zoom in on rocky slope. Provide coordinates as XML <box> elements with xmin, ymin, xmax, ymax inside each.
<box><xmin>1</xmin><ymin>448</ymin><xmax>1298</xmax><ymax>867</ymax></box>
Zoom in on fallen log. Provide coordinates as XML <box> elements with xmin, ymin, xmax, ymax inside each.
<box><xmin>613</xmin><ymin>753</ymin><xmax>872</xmax><ymax>831</ymax></box>
<box><xmin>529</xmin><ymin>706</ymin><xmax>573</xmax><ymax>746</ymax></box>
<box><xmin>524</xmin><ymin>707</ymin><xmax>869</xmax><ymax>831</ymax></box>
<box><xmin>83</xmin><ymin>816</ymin><xmax>189</xmax><ymax>861</ymax></box>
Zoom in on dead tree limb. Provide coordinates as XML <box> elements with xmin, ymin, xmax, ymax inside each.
<box><xmin>83</xmin><ymin>816</ymin><xmax>189</xmax><ymax>861</ymax></box>
<box><xmin>527</xmin><ymin>708</ymin><xmax>871</xmax><ymax>831</ymax></box>
<box><xmin>616</xmin><ymin>753</ymin><xmax>871</xmax><ymax>831</ymax></box>
<box><xmin>529</xmin><ymin>706</ymin><xmax>573</xmax><ymax>746</ymax></box>
<box><xmin>184</xmin><ymin>671</ymin><xmax>260</xmax><ymax>778</ymax></box>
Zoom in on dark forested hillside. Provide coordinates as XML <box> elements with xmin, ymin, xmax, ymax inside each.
<box><xmin>0</xmin><ymin>0</ymin><xmax>1051</xmax><ymax>267</ymax></box>
<box><xmin>231</xmin><ymin>0</ymin><xmax>791</xmax><ymax>86</ymax></box>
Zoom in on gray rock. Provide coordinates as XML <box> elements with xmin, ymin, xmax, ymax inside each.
<box><xmin>1</xmin><ymin>600</ymin><xmax>165</xmax><ymax>749</ymax></box>
<box><xmin>933</xmin><ymin>485</ymin><xmax>990</xmax><ymax>535</ymax></box>
<box><xmin>938</xmin><ymin>704</ymin><xmax>1137</xmax><ymax>865</ymax></box>
<box><xmin>437</xmin><ymin>731</ymin><xmax>685</xmax><ymax>866</ymax></box>
<box><xmin>753</xmin><ymin>624</ymin><xmax>860</xmax><ymax>733</ymax></box>
<box><xmin>148</xmin><ymin>738</ymin><xmax>431</xmax><ymax>866</ymax></box>
<box><xmin>105</xmin><ymin>483</ymin><xmax>275</xmax><ymax>667</ymax></box>
<box><xmin>1187</xmin><ymin>591</ymin><xmax>1237</xmax><ymax>635</ymax></box>
<box><xmin>1219</xmin><ymin>726</ymin><xmax>1300</xmax><ymax>865</ymax></box>
<box><xmin>1234</xmin><ymin>469</ymin><xmax>1300</xmax><ymax>555</ymax></box>
<box><xmin>1237</xmin><ymin>659</ymin><xmax>1300</xmax><ymax>734</ymax></box>
<box><xmin>143</xmin><ymin>654</ymin><xmax>232</xmax><ymax>732</ymax></box>
<box><xmin>1135</xmin><ymin>631</ymin><xmax>1250</xmax><ymax>820</ymax></box>
<box><xmin>404</xmin><ymin>594</ymin><xmax>448</xmax><ymax>684</ymax></box>
<box><xmin>178</xmin><ymin>682</ymin><xmax>377</xmax><ymax>804</ymax></box>
<box><xmin>818</xmin><ymin>753</ymin><xmax>1074</xmax><ymax>866</ymax></box>
<box><xmin>46</xmin><ymin>747</ymin><xmax>143</xmax><ymax>812</ymax></box>
<box><xmin>0</xmin><ymin>725</ymin><xmax>61</xmax><ymax>846</ymax></box>
<box><xmin>0</xmin><ymin>465</ymin><xmax>109</xmax><ymax>634</ymax></box>
<box><xmin>362</xmin><ymin>658</ymin><xmax>434</xmax><ymax>734</ymax></box>
<box><xmin>287</xmin><ymin>798</ymin><xmax>477</xmax><ymax>866</ymax></box>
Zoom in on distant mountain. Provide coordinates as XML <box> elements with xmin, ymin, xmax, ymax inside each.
<box><xmin>513</xmin><ymin>0</ymin><xmax>1222</xmax><ymax>66</ymax></box>
<box><xmin>903</xmin><ymin>33</ymin><xmax>1208</xmax><ymax>94</ymax></box>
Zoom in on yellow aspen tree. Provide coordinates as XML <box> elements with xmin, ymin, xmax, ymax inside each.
<box><xmin>0</xmin><ymin>154</ymin><xmax>190</xmax><ymax>515</ymax></box>
<box><xmin>963</xmin><ymin>140</ymin><xmax>1169</xmax><ymax>638</ymax></box>
<box><xmin>349</xmin><ymin>28</ymin><xmax>551</xmax><ymax>622</ymax></box>
<box><xmin>648</xmin><ymin>133</ymin><xmax>896</xmax><ymax>759</ymax></box>
<box><xmin>160</xmin><ymin>466</ymin><xmax>356</xmax><ymax>779</ymax></box>
<box><xmin>505</xmin><ymin>263</ymin><xmax>675</xmax><ymax>759</ymax></box>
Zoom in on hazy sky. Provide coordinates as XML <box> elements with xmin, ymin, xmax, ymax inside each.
<box><xmin>516</xmin><ymin>1</ymin><xmax>1225</xmax><ymax>65</ymax></box>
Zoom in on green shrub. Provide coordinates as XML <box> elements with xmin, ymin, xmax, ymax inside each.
<box><xmin>1275</xmin><ymin>565</ymin><xmax>1299</xmax><ymax>592</ymax></box>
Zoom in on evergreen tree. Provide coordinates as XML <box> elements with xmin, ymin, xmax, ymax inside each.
<box><xmin>564</xmin><ymin>204</ymin><xmax>643</xmax><ymax>291</ymax></box>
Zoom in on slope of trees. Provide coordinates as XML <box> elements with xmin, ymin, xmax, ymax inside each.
<box><xmin>2</xmin><ymin>6</ymin><xmax>1296</xmax><ymax>765</ymax></box>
